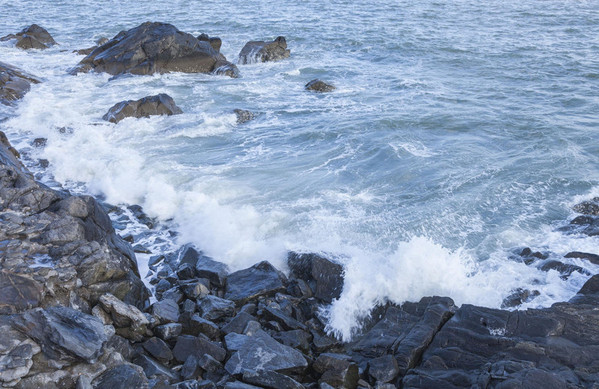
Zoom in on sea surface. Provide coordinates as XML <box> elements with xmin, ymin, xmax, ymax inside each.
<box><xmin>1</xmin><ymin>0</ymin><xmax>599</xmax><ymax>339</ymax></box>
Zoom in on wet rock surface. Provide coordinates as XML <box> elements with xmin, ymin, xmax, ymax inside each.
<box><xmin>3</xmin><ymin>76</ymin><xmax>599</xmax><ymax>388</ymax></box>
<box><xmin>102</xmin><ymin>93</ymin><xmax>183</xmax><ymax>123</ymax></box>
<box><xmin>1</xmin><ymin>24</ymin><xmax>57</xmax><ymax>50</ymax></box>
<box><xmin>71</xmin><ymin>22</ymin><xmax>238</xmax><ymax>77</ymax></box>
<box><xmin>238</xmin><ymin>36</ymin><xmax>290</xmax><ymax>64</ymax></box>
<box><xmin>305</xmin><ymin>79</ymin><xmax>336</xmax><ymax>92</ymax></box>
<box><xmin>0</xmin><ymin>61</ymin><xmax>41</xmax><ymax>106</ymax></box>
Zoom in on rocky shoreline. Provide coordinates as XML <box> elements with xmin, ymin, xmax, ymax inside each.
<box><xmin>2</xmin><ymin>22</ymin><xmax>599</xmax><ymax>389</ymax></box>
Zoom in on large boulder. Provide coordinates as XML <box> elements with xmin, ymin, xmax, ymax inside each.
<box><xmin>102</xmin><ymin>93</ymin><xmax>183</xmax><ymax>123</ymax></box>
<box><xmin>0</xmin><ymin>61</ymin><xmax>41</xmax><ymax>106</ymax></box>
<box><xmin>225</xmin><ymin>261</ymin><xmax>287</xmax><ymax>304</ymax></box>
<box><xmin>71</xmin><ymin>22</ymin><xmax>239</xmax><ymax>77</ymax></box>
<box><xmin>0</xmin><ymin>24</ymin><xmax>56</xmax><ymax>50</ymax></box>
<box><xmin>288</xmin><ymin>252</ymin><xmax>344</xmax><ymax>303</ymax></box>
<box><xmin>238</xmin><ymin>36</ymin><xmax>290</xmax><ymax>64</ymax></box>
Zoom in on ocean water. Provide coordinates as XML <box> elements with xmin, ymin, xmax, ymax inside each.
<box><xmin>2</xmin><ymin>0</ymin><xmax>599</xmax><ymax>339</ymax></box>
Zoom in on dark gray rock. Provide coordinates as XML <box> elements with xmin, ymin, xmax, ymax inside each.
<box><xmin>225</xmin><ymin>261</ymin><xmax>286</xmax><ymax>304</ymax></box>
<box><xmin>263</xmin><ymin>306</ymin><xmax>308</xmax><ymax>331</ymax></box>
<box><xmin>177</xmin><ymin>263</ymin><xmax>196</xmax><ymax>280</ymax></box>
<box><xmin>305</xmin><ymin>79</ymin><xmax>335</xmax><ymax>93</ymax></box>
<box><xmin>238</xmin><ymin>36</ymin><xmax>290</xmax><ymax>64</ymax></box>
<box><xmin>572</xmin><ymin>197</ymin><xmax>599</xmax><ymax>215</ymax></box>
<box><xmin>11</xmin><ymin>306</ymin><xmax>106</xmax><ymax>363</ymax></box>
<box><xmin>180</xmin><ymin>313</ymin><xmax>221</xmax><ymax>339</ymax></box>
<box><xmin>0</xmin><ymin>271</ymin><xmax>43</xmax><ymax>314</ymax></box>
<box><xmin>559</xmin><ymin>215</ymin><xmax>599</xmax><ymax>237</ymax></box>
<box><xmin>197</xmin><ymin>33</ymin><xmax>222</xmax><ymax>52</ymax></box>
<box><xmin>176</xmin><ymin>380</ymin><xmax>217</xmax><ymax>389</ymax></box>
<box><xmin>501</xmin><ymin>288</ymin><xmax>541</xmax><ymax>308</ymax></box>
<box><xmin>241</xmin><ymin>369</ymin><xmax>304</xmax><ymax>389</ymax></box>
<box><xmin>234</xmin><ymin>109</ymin><xmax>255</xmax><ymax>124</ymax></box>
<box><xmin>272</xmin><ymin>329</ymin><xmax>312</xmax><ymax>354</ymax></box>
<box><xmin>154</xmin><ymin>323</ymin><xmax>183</xmax><ymax>341</ymax></box>
<box><xmin>222</xmin><ymin>312</ymin><xmax>258</xmax><ymax>335</ymax></box>
<box><xmin>368</xmin><ymin>355</ymin><xmax>399</xmax><ymax>383</ymax></box>
<box><xmin>103</xmin><ymin>94</ymin><xmax>183</xmax><ymax>124</ymax></box>
<box><xmin>288</xmin><ymin>252</ymin><xmax>344</xmax><ymax>303</ymax></box>
<box><xmin>172</xmin><ymin>335</ymin><xmax>226</xmax><ymax>363</ymax></box>
<box><xmin>143</xmin><ymin>337</ymin><xmax>173</xmax><ymax>363</ymax></box>
<box><xmin>564</xmin><ymin>251</ymin><xmax>599</xmax><ymax>265</ymax></box>
<box><xmin>195</xmin><ymin>255</ymin><xmax>229</xmax><ymax>287</ymax></box>
<box><xmin>1</xmin><ymin>24</ymin><xmax>57</xmax><ymax>50</ymax></box>
<box><xmin>181</xmin><ymin>355</ymin><xmax>201</xmax><ymax>381</ymax></box>
<box><xmin>93</xmin><ymin>364</ymin><xmax>149</xmax><ymax>389</ymax></box>
<box><xmin>224</xmin><ymin>382</ymin><xmax>261</xmax><ymax>389</ymax></box>
<box><xmin>132</xmin><ymin>354</ymin><xmax>178</xmax><ymax>382</ymax></box>
<box><xmin>314</xmin><ymin>353</ymin><xmax>359</xmax><ymax>389</ymax></box>
<box><xmin>72</xmin><ymin>22</ymin><xmax>238</xmax><ymax>77</ymax></box>
<box><xmin>538</xmin><ymin>260</ymin><xmax>590</xmax><ymax>279</ymax></box>
<box><xmin>198</xmin><ymin>295</ymin><xmax>236</xmax><ymax>321</ymax></box>
<box><xmin>224</xmin><ymin>330</ymin><xmax>308</xmax><ymax>374</ymax></box>
<box><xmin>0</xmin><ymin>61</ymin><xmax>41</xmax><ymax>106</ymax></box>
<box><xmin>152</xmin><ymin>298</ymin><xmax>180</xmax><ymax>324</ymax></box>
<box><xmin>181</xmin><ymin>280</ymin><xmax>210</xmax><ymax>300</ymax></box>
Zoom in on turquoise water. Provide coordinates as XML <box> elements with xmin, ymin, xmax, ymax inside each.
<box><xmin>2</xmin><ymin>0</ymin><xmax>599</xmax><ymax>338</ymax></box>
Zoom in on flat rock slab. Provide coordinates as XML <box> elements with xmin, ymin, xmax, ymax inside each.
<box><xmin>0</xmin><ymin>61</ymin><xmax>41</xmax><ymax>106</ymax></box>
<box><xmin>103</xmin><ymin>94</ymin><xmax>182</xmax><ymax>123</ymax></box>
<box><xmin>172</xmin><ymin>335</ymin><xmax>226</xmax><ymax>363</ymax></box>
<box><xmin>92</xmin><ymin>364</ymin><xmax>149</xmax><ymax>389</ymax></box>
<box><xmin>72</xmin><ymin>21</ymin><xmax>238</xmax><ymax>77</ymax></box>
<box><xmin>11</xmin><ymin>306</ymin><xmax>106</xmax><ymax>363</ymax></box>
<box><xmin>238</xmin><ymin>36</ymin><xmax>290</xmax><ymax>64</ymax></box>
<box><xmin>225</xmin><ymin>261</ymin><xmax>286</xmax><ymax>304</ymax></box>
<box><xmin>0</xmin><ymin>271</ymin><xmax>43</xmax><ymax>314</ymax></box>
<box><xmin>224</xmin><ymin>330</ymin><xmax>308</xmax><ymax>375</ymax></box>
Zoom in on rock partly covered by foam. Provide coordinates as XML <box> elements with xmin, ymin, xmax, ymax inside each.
<box><xmin>102</xmin><ymin>93</ymin><xmax>183</xmax><ymax>123</ymax></box>
<box><xmin>71</xmin><ymin>22</ymin><xmax>239</xmax><ymax>77</ymax></box>
<box><xmin>0</xmin><ymin>24</ymin><xmax>56</xmax><ymax>49</ymax></box>
<box><xmin>0</xmin><ymin>61</ymin><xmax>41</xmax><ymax>106</ymax></box>
<box><xmin>238</xmin><ymin>36</ymin><xmax>290</xmax><ymax>64</ymax></box>
<box><xmin>305</xmin><ymin>79</ymin><xmax>336</xmax><ymax>93</ymax></box>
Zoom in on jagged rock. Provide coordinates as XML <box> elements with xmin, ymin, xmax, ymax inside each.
<box><xmin>99</xmin><ymin>293</ymin><xmax>149</xmax><ymax>329</ymax></box>
<box><xmin>225</xmin><ymin>261</ymin><xmax>286</xmax><ymax>304</ymax></box>
<box><xmin>103</xmin><ymin>94</ymin><xmax>183</xmax><ymax>124</ymax></box>
<box><xmin>93</xmin><ymin>364</ymin><xmax>149</xmax><ymax>389</ymax></box>
<box><xmin>234</xmin><ymin>109</ymin><xmax>255</xmax><ymax>124</ymax></box>
<box><xmin>564</xmin><ymin>251</ymin><xmax>599</xmax><ymax>265</ymax></box>
<box><xmin>154</xmin><ymin>323</ymin><xmax>182</xmax><ymax>341</ymax></box>
<box><xmin>71</xmin><ymin>22</ymin><xmax>238</xmax><ymax>77</ymax></box>
<box><xmin>263</xmin><ymin>306</ymin><xmax>307</xmax><ymax>331</ymax></box>
<box><xmin>197</xmin><ymin>33</ymin><xmax>222</xmax><ymax>52</ymax></box>
<box><xmin>305</xmin><ymin>79</ymin><xmax>335</xmax><ymax>93</ymax></box>
<box><xmin>572</xmin><ymin>197</ymin><xmax>599</xmax><ymax>215</ymax></box>
<box><xmin>142</xmin><ymin>337</ymin><xmax>173</xmax><ymax>363</ymax></box>
<box><xmin>0</xmin><ymin>61</ymin><xmax>41</xmax><ymax>106</ymax></box>
<box><xmin>224</xmin><ymin>382</ymin><xmax>260</xmax><ymax>389</ymax></box>
<box><xmin>538</xmin><ymin>260</ymin><xmax>590</xmax><ymax>280</ymax></box>
<box><xmin>559</xmin><ymin>215</ymin><xmax>599</xmax><ymax>237</ymax></box>
<box><xmin>0</xmin><ymin>24</ymin><xmax>56</xmax><ymax>50</ymax></box>
<box><xmin>272</xmin><ymin>330</ymin><xmax>312</xmax><ymax>354</ymax></box>
<box><xmin>0</xmin><ymin>343</ymin><xmax>39</xmax><ymax>383</ymax></box>
<box><xmin>132</xmin><ymin>354</ymin><xmax>178</xmax><ymax>382</ymax></box>
<box><xmin>288</xmin><ymin>252</ymin><xmax>344</xmax><ymax>303</ymax></box>
<box><xmin>172</xmin><ymin>335</ymin><xmax>226</xmax><ymax>363</ymax></box>
<box><xmin>241</xmin><ymin>369</ymin><xmax>304</xmax><ymax>389</ymax></box>
<box><xmin>314</xmin><ymin>353</ymin><xmax>359</xmax><ymax>389</ymax></box>
<box><xmin>152</xmin><ymin>299</ymin><xmax>180</xmax><ymax>324</ymax></box>
<box><xmin>224</xmin><ymin>330</ymin><xmax>308</xmax><ymax>375</ymax></box>
<box><xmin>367</xmin><ymin>355</ymin><xmax>399</xmax><ymax>384</ymax></box>
<box><xmin>180</xmin><ymin>313</ymin><xmax>221</xmax><ymax>339</ymax></box>
<box><xmin>198</xmin><ymin>353</ymin><xmax>226</xmax><ymax>382</ymax></box>
<box><xmin>195</xmin><ymin>255</ymin><xmax>229</xmax><ymax>287</ymax></box>
<box><xmin>11</xmin><ymin>306</ymin><xmax>106</xmax><ymax>363</ymax></box>
<box><xmin>238</xmin><ymin>36</ymin><xmax>290</xmax><ymax>64</ymax></box>
<box><xmin>501</xmin><ymin>288</ymin><xmax>540</xmax><ymax>308</ymax></box>
<box><xmin>181</xmin><ymin>355</ymin><xmax>201</xmax><ymax>381</ymax></box>
<box><xmin>222</xmin><ymin>312</ymin><xmax>258</xmax><ymax>335</ymax></box>
<box><xmin>198</xmin><ymin>295</ymin><xmax>236</xmax><ymax>321</ymax></box>
<box><xmin>181</xmin><ymin>280</ymin><xmax>210</xmax><ymax>300</ymax></box>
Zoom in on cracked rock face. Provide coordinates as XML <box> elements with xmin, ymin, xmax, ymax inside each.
<box><xmin>0</xmin><ymin>62</ymin><xmax>41</xmax><ymax>106</ymax></box>
<box><xmin>71</xmin><ymin>21</ymin><xmax>239</xmax><ymax>78</ymax></box>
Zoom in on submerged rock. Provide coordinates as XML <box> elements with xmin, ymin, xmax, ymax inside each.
<box><xmin>71</xmin><ymin>22</ymin><xmax>238</xmax><ymax>77</ymax></box>
<box><xmin>501</xmin><ymin>287</ymin><xmax>540</xmax><ymax>308</ymax></box>
<box><xmin>0</xmin><ymin>61</ymin><xmax>41</xmax><ymax>106</ymax></box>
<box><xmin>572</xmin><ymin>197</ymin><xmax>599</xmax><ymax>215</ymax></box>
<box><xmin>305</xmin><ymin>79</ymin><xmax>336</xmax><ymax>92</ymax></box>
<box><xmin>234</xmin><ymin>109</ymin><xmax>256</xmax><ymax>124</ymax></box>
<box><xmin>238</xmin><ymin>36</ymin><xmax>290</xmax><ymax>64</ymax></box>
<box><xmin>102</xmin><ymin>93</ymin><xmax>183</xmax><ymax>123</ymax></box>
<box><xmin>0</xmin><ymin>24</ymin><xmax>56</xmax><ymax>49</ymax></box>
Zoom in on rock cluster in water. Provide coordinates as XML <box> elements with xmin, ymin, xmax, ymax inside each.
<box><xmin>3</xmin><ymin>20</ymin><xmax>599</xmax><ymax>389</ymax></box>
<box><xmin>0</xmin><ymin>24</ymin><xmax>57</xmax><ymax>50</ymax></box>
<box><xmin>0</xmin><ymin>61</ymin><xmax>41</xmax><ymax>106</ymax></box>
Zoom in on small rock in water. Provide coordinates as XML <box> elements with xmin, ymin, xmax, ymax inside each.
<box><xmin>0</xmin><ymin>24</ymin><xmax>57</xmax><ymax>50</ymax></box>
<box><xmin>564</xmin><ymin>251</ymin><xmax>599</xmax><ymax>265</ymax></box>
<box><xmin>197</xmin><ymin>33</ymin><xmax>222</xmax><ymax>52</ymax></box>
<box><xmin>501</xmin><ymin>288</ymin><xmax>540</xmax><ymax>308</ymax></box>
<box><xmin>234</xmin><ymin>109</ymin><xmax>256</xmax><ymax>124</ymax></box>
<box><xmin>238</xmin><ymin>36</ymin><xmax>290</xmax><ymax>64</ymax></box>
<box><xmin>305</xmin><ymin>79</ymin><xmax>336</xmax><ymax>92</ymax></box>
<box><xmin>103</xmin><ymin>93</ymin><xmax>183</xmax><ymax>124</ymax></box>
<box><xmin>572</xmin><ymin>197</ymin><xmax>599</xmax><ymax>215</ymax></box>
<box><xmin>0</xmin><ymin>62</ymin><xmax>41</xmax><ymax>106</ymax></box>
